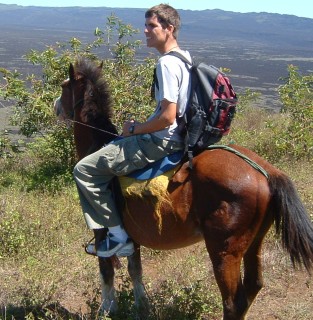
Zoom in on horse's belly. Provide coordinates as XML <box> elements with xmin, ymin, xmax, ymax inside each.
<box><xmin>123</xmin><ymin>198</ymin><xmax>203</xmax><ymax>250</ymax></box>
<box><xmin>119</xmin><ymin>168</ymin><xmax>202</xmax><ymax>249</ymax></box>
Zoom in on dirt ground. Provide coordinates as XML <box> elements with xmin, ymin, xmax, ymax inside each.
<box><xmin>1</xmin><ymin>106</ymin><xmax>312</xmax><ymax>320</ymax></box>
<box><xmin>142</xmin><ymin>242</ymin><xmax>313</xmax><ymax>320</ymax></box>
<box><xmin>149</xmin><ymin>243</ymin><xmax>313</xmax><ymax>320</ymax></box>
<box><xmin>55</xmin><ymin>240</ymin><xmax>313</xmax><ymax>320</ymax></box>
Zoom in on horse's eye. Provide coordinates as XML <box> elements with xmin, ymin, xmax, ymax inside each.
<box><xmin>89</xmin><ymin>91</ymin><xmax>94</xmax><ymax>97</ymax></box>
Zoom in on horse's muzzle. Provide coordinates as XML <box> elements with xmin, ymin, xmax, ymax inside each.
<box><xmin>54</xmin><ymin>97</ymin><xmax>62</xmax><ymax>116</ymax></box>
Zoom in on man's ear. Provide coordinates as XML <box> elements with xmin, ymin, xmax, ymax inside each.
<box><xmin>166</xmin><ymin>24</ymin><xmax>175</xmax><ymax>34</ymax></box>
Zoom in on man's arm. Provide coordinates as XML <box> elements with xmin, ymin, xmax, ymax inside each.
<box><xmin>123</xmin><ymin>99</ymin><xmax>177</xmax><ymax>136</ymax></box>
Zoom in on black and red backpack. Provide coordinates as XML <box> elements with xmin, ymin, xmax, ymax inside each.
<box><xmin>153</xmin><ymin>51</ymin><xmax>238</xmax><ymax>167</ymax></box>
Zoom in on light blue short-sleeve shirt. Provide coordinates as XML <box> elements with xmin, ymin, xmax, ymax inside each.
<box><xmin>149</xmin><ymin>50</ymin><xmax>192</xmax><ymax>143</ymax></box>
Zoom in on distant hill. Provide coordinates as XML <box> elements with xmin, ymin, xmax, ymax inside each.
<box><xmin>1</xmin><ymin>4</ymin><xmax>313</xmax><ymax>110</ymax></box>
<box><xmin>1</xmin><ymin>4</ymin><xmax>313</xmax><ymax>48</ymax></box>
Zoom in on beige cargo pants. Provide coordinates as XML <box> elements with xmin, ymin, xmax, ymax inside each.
<box><xmin>73</xmin><ymin>133</ymin><xmax>184</xmax><ymax>229</ymax></box>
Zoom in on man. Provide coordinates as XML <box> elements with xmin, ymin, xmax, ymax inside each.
<box><xmin>74</xmin><ymin>4</ymin><xmax>191</xmax><ymax>257</ymax></box>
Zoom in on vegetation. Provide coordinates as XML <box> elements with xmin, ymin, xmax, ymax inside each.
<box><xmin>0</xmin><ymin>15</ymin><xmax>312</xmax><ymax>320</ymax></box>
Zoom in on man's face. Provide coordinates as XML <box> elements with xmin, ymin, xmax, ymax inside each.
<box><xmin>144</xmin><ymin>15</ymin><xmax>169</xmax><ymax>52</ymax></box>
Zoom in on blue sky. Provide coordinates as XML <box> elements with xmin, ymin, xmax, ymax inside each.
<box><xmin>1</xmin><ymin>0</ymin><xmax>313</xmax><ymax>19</ymax></box>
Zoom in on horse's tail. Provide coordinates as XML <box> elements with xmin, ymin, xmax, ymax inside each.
<box><xmin>269</xmin><ymin>173</ymin><xmax>313</xmax><ymax>273</ymax></box>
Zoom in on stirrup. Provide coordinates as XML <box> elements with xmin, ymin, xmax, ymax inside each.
<box><xmin>84</xmin><ymin>237</ymin><xmax>97</xmax><ymax>256</ymax></box>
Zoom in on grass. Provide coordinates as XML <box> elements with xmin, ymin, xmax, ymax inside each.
<box><xmin>1</xmin><ymin>158</ymin><xmax>312</xmax><ymax>320</ymax></box>
<box><xmin>0</xmin><ymin>106</ymin><xmax>312</xmax><ymax>319</ymax></box>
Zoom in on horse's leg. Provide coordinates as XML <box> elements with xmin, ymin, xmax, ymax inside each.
<box><xmin>98</xmin><ymin>257</ymin><xmax>117</xmax><ymax>313</ymax></box>
<box><xmin>242</xmin><ymin>238</ymin><xmax>264</xmax><ymax>308</ymax></box>
<box><xmin>204</xmin><ymin>229</ymin><xmax>250</xmax><ymax>320</ymax></box>
<box><xmin>94</xmin><ymin>229</ymin><xmax>118</xmax><ymax>314</ymax></box>
<box><xmin>242</xmin><ymin>216</ymin><xmax>272</xmax><ymax>309</ymax></box>
<box><xmin>206</xmin><ymin>224</ymin><xmax>271</xmax><ymax>320</ymax></box>
<box><xmin>127</xmin><ymin>244</ymin><xmax>150</xmax><ymax>315</ymax></box>
<box><xmin>214</xmin><ymin>255</ymin><xmax>247</xmax><ymax>320</ymax></box>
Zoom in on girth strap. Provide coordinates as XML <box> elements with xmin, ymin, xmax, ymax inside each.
<box><xmin>207</xmin><ymin>145</ymin><xmax>269</xmax><ymax>179</ymax></box>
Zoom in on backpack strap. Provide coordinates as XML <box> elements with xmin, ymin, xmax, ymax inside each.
<box><xmin>152</xmin><ymin>51</ymin><xmax>193</xmax><ymax>96</ymax></box>
<box><xmin>151</xmin><ymin>67</ymin><xmax>158</xmax><ymax>98</ymax></box>
<box><xmin>166</xmin><ymin>51</ymin><xmax>197</xmax><ymax>168</ymax></box>
<box><xmin>166</xmin><ymin>51</ymin><xmax>193</xmax><ymax>66</ymax></box>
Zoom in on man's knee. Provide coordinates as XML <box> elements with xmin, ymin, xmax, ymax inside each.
<box><xmin>73</xmin><ymin>161</ymin><xmax>83</xmax><ymax>179</ymax></box>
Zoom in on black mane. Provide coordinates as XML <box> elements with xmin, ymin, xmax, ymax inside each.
<box><xmin>74</xmin><ymin>57</ymin><xmax>114</xmax><ymax>121</ymax></box>
<box><xmin>74</xmin><ymin>57</ymin><xmax>118</xmax><ymax>151</ymax></box>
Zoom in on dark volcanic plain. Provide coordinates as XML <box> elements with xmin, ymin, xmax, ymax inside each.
<box><xmin>1</xmin><ymin>4</ymin><xmax>313</xmax><ymax>112</ymax></box>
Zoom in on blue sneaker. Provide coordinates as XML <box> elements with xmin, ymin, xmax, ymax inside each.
<box><xmin>96</xmin><ymin>234</ymin><xmax>134</xmax><ymax>258</ymax></box>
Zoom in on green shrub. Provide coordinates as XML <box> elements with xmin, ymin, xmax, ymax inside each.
<box><xmin>277</xmin><ymin>65</ymin><xmax>313</xmax><ymax>159</ymax></box>
<box><xmin>0</xmin><ymin>14</ymin><xmax>156</xmax><ymax>138</ymax></box>
<box><xmin>224</xmin><ymin>69</ymin><xmax>313</xmax><ymax>162</ymax></box>
<box><xmin>0</xmin><ymin>209</ymin><xmax>27</xmax><ymax>257</ymax></box>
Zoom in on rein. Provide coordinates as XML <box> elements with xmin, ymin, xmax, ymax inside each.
<box><xmin>68</xmin><ymin>97</ymin><xmax>121</xmax><ymax>138</ymax></box>
<box><xmin>68</xmin><ymin>119</ymin><xmax>121</xmax><ymax>138</ymax></box>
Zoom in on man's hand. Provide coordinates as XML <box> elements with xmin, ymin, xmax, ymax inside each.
<box><xmin>123</xmin><ymin>120</ymin><xmax>136</xmax><ymax>136</ymax></box>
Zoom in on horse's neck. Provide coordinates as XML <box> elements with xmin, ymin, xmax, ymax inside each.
<box><xmin>74</xmin><ymin>118</ymin><xmax>118</xmax><ymax>159</ymax></box>
<box><xmin>91</xmin><ymin>118</ymin><xmax>119</xmax><ymax>149</ymax></box>
<box><xmin>74</xmin><ymin>126</ymin><xmax>92</xmax><ymax>160</ymax></box>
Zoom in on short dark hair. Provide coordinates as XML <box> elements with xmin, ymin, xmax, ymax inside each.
<box><xmin>145</xmin><ymin>4</ymin><xmax>181</xmax><ymax>39</ymax></box>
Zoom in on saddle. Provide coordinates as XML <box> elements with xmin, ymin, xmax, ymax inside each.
<box><xmin>126</xmin><ymin>150</ymin><xmax>184</xmax><ymax>180</ymax></box>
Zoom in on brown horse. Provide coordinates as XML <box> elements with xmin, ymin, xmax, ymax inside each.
<box><xmin>54</xmin><ymin>57</ymin><xmax>313</xmax><ymax>320</ymax></box>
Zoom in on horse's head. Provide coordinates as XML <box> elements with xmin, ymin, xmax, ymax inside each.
<box><xmin>55</xmin><ymin>58</ymin><xmax>113</xmax><ymax>124</ymax></box>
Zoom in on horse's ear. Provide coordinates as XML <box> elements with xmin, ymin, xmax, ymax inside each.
<box><xmin>69</xmin><ymin>63</ymin><xmax>75</xmax><ymax>81</ymax></box>
<box><xmin>99</xmin><ymin>61</ymin><xmax>103</xmax><ymax>69</ymax></box>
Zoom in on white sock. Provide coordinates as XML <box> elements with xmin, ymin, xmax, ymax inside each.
<box><xmin>108</xmin><ymin>225</ymin><xmax>128</xmax><ymax>243</ymax></box>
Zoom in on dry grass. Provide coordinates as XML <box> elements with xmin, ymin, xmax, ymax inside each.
<box><xmin>1</xmin><ymin>164</ymin><xmax>312</xmax><ymax>319</ymax></box>
<box><xmin>0</xmin><ymin>104</ymin><xmax>312</xmax><ymax>318</ymax></box>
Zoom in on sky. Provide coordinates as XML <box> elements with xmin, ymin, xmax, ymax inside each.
<box><xmin>1</xmin><ymin>0</ymin><xmax>313</xmax><ymax>19</ymax></box>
